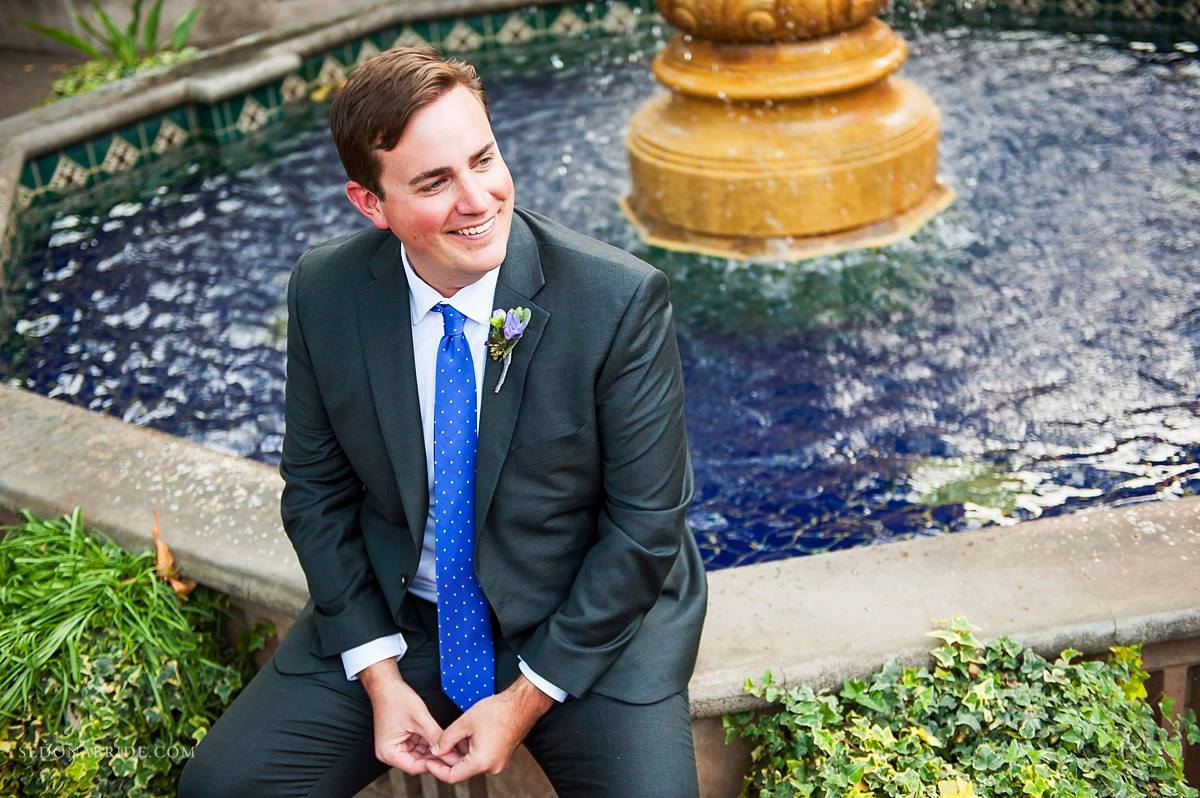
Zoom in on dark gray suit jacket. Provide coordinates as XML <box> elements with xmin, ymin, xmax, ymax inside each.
<box><xmin>272</xmin><ymin>207</ymin><xmax>707</xmax><ymax>703</ymax></box>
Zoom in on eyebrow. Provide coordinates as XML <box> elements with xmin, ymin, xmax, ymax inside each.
<box><xmin>407</xmin><ymin>142</ymin><xmax>496</xmax><ymax>187</ymax></box>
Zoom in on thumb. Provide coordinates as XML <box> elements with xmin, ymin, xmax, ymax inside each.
<box><xmin>433</xmin><ymin>714</ymin><xmax>472</xmax><ymax>756</ymax></box>
<box><xmin>411</xmin><ymin>704</ymin><xmax>444</xmax><ymax>746</ymax></box>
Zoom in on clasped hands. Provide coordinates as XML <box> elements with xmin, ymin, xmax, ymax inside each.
<box><xmin>361</xmin><ymin>662</ymin><xmax>555</xmax><ymax>785</ymax></box>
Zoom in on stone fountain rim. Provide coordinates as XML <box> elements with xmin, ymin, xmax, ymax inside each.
<box><xmin>2</xmin><ymin>381</ymin><xmax>1198</xmax><ymax>720</ymax></box>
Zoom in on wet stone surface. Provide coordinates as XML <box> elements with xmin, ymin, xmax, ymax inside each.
<box><xmin>3</xmin><ymin>26</ymin><xmax>1200</xmax><ymax>569</ymax></box>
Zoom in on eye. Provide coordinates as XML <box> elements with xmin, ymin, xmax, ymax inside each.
<box><xmin>421</xmin><ymin>178</ymin><xmax>447</xmax><ymax>193</ymax></box>
<box><xmin>477</xmin><ymin>155</ymin><xmax>494</xmax><ymax>168</ymax></box>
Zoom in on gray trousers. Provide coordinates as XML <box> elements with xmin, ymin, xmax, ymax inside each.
<box><xmin>177</xmin><ymin>598</ymin><xmax>698</xmax><ymax>798</ymax></box>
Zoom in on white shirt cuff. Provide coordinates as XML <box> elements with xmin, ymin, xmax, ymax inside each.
<box><xmin>340</xmin><ymin>633</ymin><xmax>408</xmax><ymax>681</ymax></box>
<box><xmin>518</xmin><ymin>657</ymin><xmax>568</xmax><ymax>702</ymax></box>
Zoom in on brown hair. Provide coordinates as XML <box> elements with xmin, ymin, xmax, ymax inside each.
<box><xmin>329</xmin><ymin>44</ymin><xmax>489</xmax><ymax>198</ymax></box>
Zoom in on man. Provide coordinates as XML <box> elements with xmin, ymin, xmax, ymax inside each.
<box><xmin>179</xmin><ymin>44</ymin><xmax>707</xmax><ymax>797</ymax></box>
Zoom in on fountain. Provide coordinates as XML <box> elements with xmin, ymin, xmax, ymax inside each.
<box><xmin>621</xmin><ymin>0</ymin><xmax>955</xmax><ymax>260</ymax></box>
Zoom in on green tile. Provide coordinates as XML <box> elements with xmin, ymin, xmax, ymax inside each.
<box><xmin>352</xmin><ymin>37</ymin><xmax>386</xmax><ymax>63</ymax></box>
<box><xmin>86</xmin><ymin>132</ymin><xmax>113</xmax><ymax>170</ymax></box>
<box><xmin>335</xmin><ymin>42</ymin><xmax>356</xmax><ymax>66</ymax></box>
<box><xmin>250</xmin><ymin>84</ymin><xmax>275</xmax><ymax>110</ymax></box>
<box><xmin>412</xmin><ymin>19</ymin><xmax>435</xmax><ymax>44</ymax></box>
<box><xmin>370</xmin><ymin>27</ymin><xmax>396</xmax><ymax>50</ymax></box>
<box><xmin>225</xmin><ymin>97</ymin><xmax>245</xmax><ymax>128</ymax></box>
<box><xmin>482</xmin><ymin>11</ymin><xmax>503</xmax><ymax>37</ymax></box>
<box><xmin>426</xmin><ymin>17</ymin><xmax>444</xmax><ymax>43</ymax></box>
<box><xmin>523</xmin><ymin>6</ymin><xmax>549</xmax><ymax>37</ymax></box>
<box><xmin>300</xmin><ymin>54</ymin><xmax>323</xmax><ymax>82</ymax></box>
<box><xmin>196</xmin><ymin>105</ymin><xmax>222</xmax><ymax>137</ymax></box>
<box><xmin>585</xmin><ymin>1</ymin><xmax>608</xmax><ymax>25</ymax></box>
<box><xmin>491</xmin><ymin>7</ymin><xmax>543</xmax><ymax>45</ymax></box>
<box><xmin>110</xmin><ymin>120</ymin><xmax>146</xmax><ymax>156</ymax></box>
<box><xmin>218</xmin><ymin>100</ymin><xmax>236</xmax><ymax>132</ymax></box>
<box><xmin>139</xmin><ymin>117</ymin><xmax>162</xmax><ymax>151</ymax></box>
<box><xmin>62</xmin><ymin>142</ymin><xmax>90</xmax><ymax>172</ymax></box>
<box><xmin>167</xmin><ymin>106</ymin><xmax>192</xmax><ymax>136</ymax></box>
<box><xmin>31</xmin><ymin>153</ymin><xmax>57</xmax><ymax>189</ymax></box>
<box><xmin>19</xmin><ymin>161</ymin><xmax>38</xmax><ymax>191</ymax></box>
<box><xmin>545</xmin><ymin>4</ymin><xmax>593</xmax><ymax>36</ymax></box>
<box><xmin>435</xmin><ymin>14</ymin><xmax>488</xmax><ymax>50</ymax></box>
<box><xmin>466</xmin><ymin>13</ymin><xmax>488</xmax><ymax>35</ymax></box>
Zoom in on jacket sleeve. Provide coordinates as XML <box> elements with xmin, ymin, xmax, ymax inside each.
<box><xmin>516</xmin><ymin>268</ymin><xmax>693</xmax><ymax>698</ymax></box>
<box><xmin>279</xmin><ymin>253</ymin><xmax>403</xmax><ymax>657</ymax></box>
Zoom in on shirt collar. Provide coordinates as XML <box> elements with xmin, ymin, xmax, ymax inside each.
<box><xmin>401</xmin><ymin>243</ymin><xmax>500</xmax><ymax>328</ymax></box>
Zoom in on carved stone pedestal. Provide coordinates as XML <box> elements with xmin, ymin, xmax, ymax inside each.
<box><xmin>622</xmin><ymin>0</ymin><xmax>953</xmax><ymax>260</ymax></box>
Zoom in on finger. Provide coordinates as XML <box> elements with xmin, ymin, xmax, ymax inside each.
<box><xmin>431</xmin><ymin>745</ymin><xmax>464</xmax><ymax>766</ymax></box>
<box><xmin>427</xmin><ymin>754</ymin><xmax>485</xmax><ymax>785</ymax></box>
<box><xmin>432</xmin><ymin>716</ymin><xmax>472</xmax><ymax>757</ymax></box>
<box><xmin>413</xmin><ymin>711</ymin><xmax>445</xmax><ymax>753</ymax></box>
<box><xmin>384</xmin><ymin>747</ymin><xmax>431</xmax><ymax>776</ymax></box>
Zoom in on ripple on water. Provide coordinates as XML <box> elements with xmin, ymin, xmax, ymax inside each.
<box><xmin>3</xmin><ymin>27</ymin><xmax>1199</xmax><ymax>567</ymax></box>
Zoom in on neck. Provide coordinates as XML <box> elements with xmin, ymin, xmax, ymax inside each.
<box><xmin>406</xmin><ymin>252</ymin><xmax>462</xmax><ymax>298</ymax></box>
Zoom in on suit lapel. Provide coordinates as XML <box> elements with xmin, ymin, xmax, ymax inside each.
<box><xmin>356</xmin><ymin>235</ymin><xmax>429</xmax><ymax>553</ymax></box>
<box><xmin>475</xmin><ymin>212</ymin><xmax>547</xmax><ymax>532</ymax></box>
<box><xmin>354</xmin><ymin>213</ymin><xmax>547</xmax><ymax>550</ymax></box>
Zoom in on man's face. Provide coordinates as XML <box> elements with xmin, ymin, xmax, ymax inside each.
<box><xmin>347</xmin><ymin>85</ymin><xmax>515</xmax><ymax>296</ymax></box>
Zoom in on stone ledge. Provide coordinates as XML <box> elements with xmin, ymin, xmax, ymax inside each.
<box><xmin>2</xmin><ymin>383</ymin><xmax>1200</xmax><ymax>724</ymax></box>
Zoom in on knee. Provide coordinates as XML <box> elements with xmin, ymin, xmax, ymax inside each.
<box><xmin>177</xmin><ymin>746</ymin><xmax>252</xmax><ymax>798</ymax></box>
<box><xmin>176</xmin><ymin>754</ymin><xmax>207</xmax><ymax>798</ymax></box>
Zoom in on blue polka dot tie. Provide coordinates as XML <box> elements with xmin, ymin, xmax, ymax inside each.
<box><xmin>432</xmin><ymin>303</ymin><xmax>494</xmax><ymax>711</ymax></box>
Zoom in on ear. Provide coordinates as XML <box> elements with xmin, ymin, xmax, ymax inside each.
<box><xmin>345</xmin><ymin>181</ymin><xmax>389</xmax><ymax>230</ymax></box>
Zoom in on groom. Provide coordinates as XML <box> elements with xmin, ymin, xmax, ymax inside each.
<box><xmin>178</xmin><ymin>44</ymin><xmax>707</xmax><ymax>797</ymax></box>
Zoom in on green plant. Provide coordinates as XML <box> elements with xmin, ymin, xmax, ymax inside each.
<box><xmin>726</xmin><ymin>618</ymin><xmax>1200</xmax><ymax>797</ymax></box>
<box><xmin>24</xmin><ymin>0</ymin><xmax>200</xmax><ymax>69</ymax></box>
<box><xmin>23</xmin><ymin>0</ymin><xmax>201</xmax><ymax>102</ymax></box>
<box><xmin>0</xmin><ymin>508</ymin><xmax>271</xmax><ymax>797</ymax></box>
<box><xmin>44</xmin><ymin>48</ymin><xmax>198</xmax><ymax>103</ymax></box>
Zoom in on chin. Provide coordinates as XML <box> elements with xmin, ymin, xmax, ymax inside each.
<box><xmin>473</xmin><ymin>255</ymin><xmax>506</xmax><ymax>275</ymax></box>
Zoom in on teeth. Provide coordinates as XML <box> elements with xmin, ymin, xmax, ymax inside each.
<box><xmin>452</xmin><ymin>217</ymin><xmax>495</xmax><ymax>236</ymax></box>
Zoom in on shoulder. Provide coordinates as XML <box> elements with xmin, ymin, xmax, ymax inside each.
<box><xmin>516</xmin><ymin>208</ymin><xmax>663</xmax><ymax>301</ymax></box>
<box><xmin>291</xmin><ymin>227</ymin><xmax>394</xmax><ymax>294</ymax></box>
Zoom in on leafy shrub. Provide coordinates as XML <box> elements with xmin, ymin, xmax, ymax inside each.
<box><xmin>726</xmin><ymin>618</ymin><xmax>1200</xmax><ymax>797</ymax></box>
<box><xmin>23</xmin><ymin>0</ymin><xmax>202</xmax><ymax>103</ymax></box>
<box><xmin>0</xmin><ymin>509</ymin><xmax>271</xmax><ymax>797</ymax></box>
<box><xmin>45</xmin><ymin>48</ymin><xmax>199</xmax><ymax>103</ymax></box>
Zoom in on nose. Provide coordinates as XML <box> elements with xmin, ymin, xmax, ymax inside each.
<box><xmin>455</xmin><ymin>172</ymin><xmax>491</xmax><ymax>216</ymax></box>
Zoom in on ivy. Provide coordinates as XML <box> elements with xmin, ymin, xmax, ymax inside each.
<box><xmin>0</xmin><ymin>509</ymin><xmax>270</xmax><ymax>797</ymax></box>
<box><xmin>726</xmin><ymin>618</ymin><xmax>1199</xmax><ymax>797</ymax></box>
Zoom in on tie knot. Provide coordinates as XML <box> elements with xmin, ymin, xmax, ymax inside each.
<box><xmin>435</xmin><ymin>303</ymin><xmax>467</xmax><ymax>337</ymax></box>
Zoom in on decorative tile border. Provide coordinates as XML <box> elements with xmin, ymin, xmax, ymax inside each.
<box><xmin>15</xmin><ymin>108</ymin><xmax>195</xmax><ymax>216</ymax></box>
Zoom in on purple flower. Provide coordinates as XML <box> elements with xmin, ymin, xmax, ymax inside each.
<box><xmin>488</xmin><ymin>306</ymin><xmax>532</xmax><ymax>393</ymax></box>
<box><xmin>503</xmin><ymin>310</ymin><xmax>527</xmax><ymax>340</ymax></box>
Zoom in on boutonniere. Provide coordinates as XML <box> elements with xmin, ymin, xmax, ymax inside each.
<box><xmin>488</xmin><ymin>307</ymin><xmax>531</xmax><ymax>393</ymax></box>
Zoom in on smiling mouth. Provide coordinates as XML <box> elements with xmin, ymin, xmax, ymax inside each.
<box><xmin>449</xmin><ymin>216</ymin><xmax>496</xmax><ymax>237</ymax></box>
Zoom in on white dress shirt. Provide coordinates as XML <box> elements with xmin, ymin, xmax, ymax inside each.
<box><xmin>339</xmin><ymin>244</ymin><xmax>566</xmax><ymax>703</ymax></box>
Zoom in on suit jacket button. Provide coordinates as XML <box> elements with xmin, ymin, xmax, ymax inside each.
<box><xmin>400</xmin><ymin>574</ymin><xmax>408</xmax><ymax>586</ymax></box>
